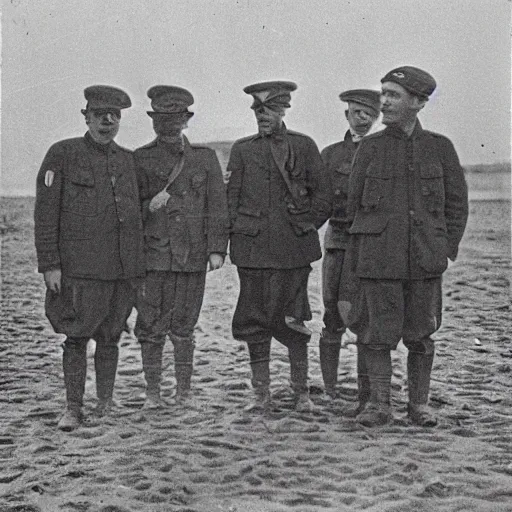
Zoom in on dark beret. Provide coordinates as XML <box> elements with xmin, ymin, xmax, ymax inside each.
<box><xmin>147</xmin><ymin>85</ymin><xmax>194</xmax><ymax>116</ymax></box>
<box><xmin>83</xmin><ymin>85</ymin><xmax>131</xmax><ymax>110</ymax></box>
<box><xmin>380</xmin><ymin>66</ymin><xmax>436</xmax><ymax>99</ymax></box>
<box><xmin>243</xmin><ymin>80</ymin><xmax>297</xmax><ymax>95</ymax></box>
<box><xmin>339</xmin><ymin>89</ymin><xmax>381</xmax><ymax>117</ymax></box>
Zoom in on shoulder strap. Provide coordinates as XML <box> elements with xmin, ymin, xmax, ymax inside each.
<box><xmin>270</xmin><ymin>138</ymin><xmax>295</xmax><ymax>196</ymax></box>
<box><xmin>164</xmin><ymin>153</ymin><xmax>185</xmax><ymax>190</ymax></box>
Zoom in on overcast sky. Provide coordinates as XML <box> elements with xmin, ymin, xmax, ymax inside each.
<box><xmin>2</xmin><ymin>0</ymin><xmax>510</xmax><ymax>195</ymax></box>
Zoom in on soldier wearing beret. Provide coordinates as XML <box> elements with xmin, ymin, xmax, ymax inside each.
<box><xmin>34</xmin><ymin>85</ymin><xmax>145</xmax><ymax>431</ymax></box>
<box><xmin>319</xmin><ymin>89</ymin><xmax>380</xmax><ymax>406</ymax></box>
<box><xmin>346</xmin><ymin>66</ymin><xmax>468</xmax><ymax>427</ymax></box>
<box><xmin>134</xmin><ymin>86</ymin><xmax>229</xmax><ymax>408</ymax></box>
<box><xmin>227</xmin><ymin>80</ymin><xmax>332</xmax><ymax>412</ymax></box>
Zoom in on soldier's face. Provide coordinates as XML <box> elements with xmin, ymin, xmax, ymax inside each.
<box><xmin>254</xmin><ymin>106</ymin><xmax>284</xmax><ymax>136</ymax></box>
<box><xmin>86</xmin><ymin>109</ymin><xmax>121</xmax><ymax>144</ymax></box>
<box><xmin>380</xmin><ymin>82</ymin><xmax>425</xmax><ymax>127</ymax></box>
<box><xmin>345</xmin><ymin>103</ymin><xmax>378</xmax><ymax>136</ymax></box>
<box><xmin>152</xmin><ymin>114</ymin><xmax>189</xmax><ymax>137</ymax></box>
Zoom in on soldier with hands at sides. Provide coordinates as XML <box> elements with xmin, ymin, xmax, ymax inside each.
<box><xmin>34</xmin><ymin>85</ymin><xmax>145</xmax><ymax>431</ymax></box>
<box><xmin>346</xmin><ymin>67</ymin><xmax>468</xmax><ymax>427</ymax></box>
<box><xmin>226</xmin><ymin>80</ymin><xmax>332</xmax><ymax>413</ymax></box>
<box><xmin>134</xmin><ymin>86</ymin><xmax>229</xmax><ymax>408</ymax></box>
<box><xmin>319</xmin><ymin>89</ymin><xmax>380</xmax><ymax>406</ymax></box>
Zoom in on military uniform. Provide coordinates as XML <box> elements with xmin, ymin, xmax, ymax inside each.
<box><xmin>34</xmin><ymin>85</ymin><xmax>144</xmax><ymax>430</ymax></box>
<box><xmin>346</xmin><ymin>67</ymin><xmax>469</xmax><ymax>427</ymax></box>
<box><xmin>227</xmin><ymin>80</ymin><xmax>332</xmax><ymax>411</ymax></box>
<box><xmin>318</xmin><ymin>89</ymin><xmax>381</xmax><ymax>404</ymax></box>
<box><xmin>134</xmin><ymin>85</ymin><xmax>229</xmax><ymax>406</ymax></box>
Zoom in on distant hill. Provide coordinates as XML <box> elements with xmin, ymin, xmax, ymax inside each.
<box><xmin>464</xmin><ymin>162</ymin><xmax>511</xmax><ymax>174</ymax></box>
<box><xmin>203</xmin><ymin>141</ymin><xmax>234</xmax><ymax>177</ymax></box>
<box><xmin>463</xmin><ymin>162</ymin><xmax>510</xmax><ymax>200</ymax></box>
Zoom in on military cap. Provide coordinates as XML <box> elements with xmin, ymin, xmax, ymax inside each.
<box><xmin>243</xmin><ymin>80</ymin><xmax>297</xmax><ymax>112</ymax></box>
<box><xmin>380</xmin><ymin>66</ymin><xmax>436</xmax><ymax>99</ymax></box>
<box><xmin>83</xmin><ymin>85</ymin><xmax>131</xmax><ymax>111</ymax></box>
<box><xmin>146</xmin><ymin>85</ymin><xmax>194</xmax><ymax>117</ymax></box>
<box><xmin>339</xmin><ymin>89</ymin><xmax>381</xmax><ymax>117</ymax></box>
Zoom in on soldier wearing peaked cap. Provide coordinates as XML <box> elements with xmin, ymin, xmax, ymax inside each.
<box><xmin>226</xmin><ymin>80</ymin><xmax>332</xmax><ymax>413</ymax></box>
<box><xmin>34</xmin><ymin>85</ymin><xmax>145</xmax><ymax>431</ymax></box>
<box><xmin>134</xmin><ymin>85</ymin><xmax>229</xmax><ymax>408</ymax></box>
<box><xmin>317</xmin><ymin>89</ymin><xmax>380</xmax><ymax>407</ymax></box>
<box><xmin>345</xmin><ymin>66</ymin><xmax>468</xmax><ymax>427</ymax></box>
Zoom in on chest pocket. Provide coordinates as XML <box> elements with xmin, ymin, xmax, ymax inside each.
<box><xmin>420</xmin><ymin>161</ymin><xmax>445</xmax><ymax>214</ymax></box>
<box><xmin>332</xmin><ymin>161</ymin><xmax>351</xmax><ymax>205</ymax></box>
<box><xmin>62</xmin><ymin>156</ymin><xmax>97</xmax><ymax>216</ymax></box>
<box><xmin>190</xmin><ymin>171</ymin><xmax>207</xmax><ymax>189</ymax></box>
<box><xmin>361</xmin><ymin>160</ymin><xmax>393</xmax><ymax>211</ymax></box>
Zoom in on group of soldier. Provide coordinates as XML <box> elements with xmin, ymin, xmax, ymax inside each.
<box><xmin>34</xmin><ymin>65</ymin><xmax>469</xmax><ymax>433</ymax></box>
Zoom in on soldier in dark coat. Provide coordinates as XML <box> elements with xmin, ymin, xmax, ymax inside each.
<box><xmin>319</xmin><ymin>89</ymin><xmax>380</xmax><ymax>405</ymax></box>
<box><xmin>346</xmin><ymin>67</ymin><xmax>468</xmax><ymax>427</ymax></box>
<box><xmin>227</xmin><ymin>81</ymin><xmax>332</xmax><ymax>412</ymax></box>
<box><xmin>134</xmin><ymin>86</ymin><xmax>229</xmax><ymax>408</ymax></box>
<box><xmin>34</xmin><ymin>85</ymin><xmax>145</xmax><ymax>431</ymax></box>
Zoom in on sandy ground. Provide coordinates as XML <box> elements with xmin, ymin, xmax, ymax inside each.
<box><xmin>0</xmin><ymin>196</ymin><xmax>511</xmax><ymax>512</ymax></box>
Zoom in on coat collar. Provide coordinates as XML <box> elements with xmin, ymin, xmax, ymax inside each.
<box><xmin>84</xmin><ymin>131</ymin><xmax>116</xmax><ymax>153</ymax></box>
<box><xmin>142</xmin><ymin>134</ymin><xmax>191</xmax><ymax>152</ymax></box>
<box><xmin>384</xmin><ymin>119</ymin><xmax>424</xmax><ymax>140</ymax></box>
<box><xmin>250</xmin><ymin>122</ymin><xmax>289</xmax><ymax>142</ymax></box>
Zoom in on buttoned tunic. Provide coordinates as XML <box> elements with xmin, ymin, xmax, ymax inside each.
<box><xmin>134</xmin><ymin>137</ymin><xmax>229</xmax><ymax>272</ymax></box>
<box><xmin>322</xmin><ymin>130</ymin><xmax>359</xmax><ymax>250</ymax></box>
<box><xmin>34</xmin><ymin>132</ymin><xmax>144</xmax><ymax>280</ymax></box>
<box><xmin>227</xmin><ymin>127</ymin><xmax>332</xmax><ymax>269</ymax></box>
<box><xmin>347</xmin><ymin>122</ymin><xmax>468</xmax><ymax>280</ymax></box>
<box><xmin>320</xmin><ymin>130</ymin><xmax>360</xmax><ymax>334</ymax></box>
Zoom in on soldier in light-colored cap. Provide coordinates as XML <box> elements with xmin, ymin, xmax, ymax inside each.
<box><xmin>133</xmin><ymin>85</ymin><xmax>229</xmax><ymax>408</ymax></box>
<box><xmin>344</xmin><ymin>66</ymin><xmax>468</xmax><ymax>427</ymax></box>
<box><xmin>34</xmin><ymin>85</ymin><xmax>144</xmax><ymax>431</ymax></box>
<box><xmin>226</xmin><ymin>80</ymin><xmax>332</xmax><ymax>413</ymax></box>
<box><xmin>318</xmin><ymin>88</ymin><xmax>380</xmax><ymax>408</ymax></box>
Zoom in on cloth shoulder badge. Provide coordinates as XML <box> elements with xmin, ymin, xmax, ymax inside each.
<box><xmin>44</xmin><ymin>170</ymin><xmax>55</xmax><ymax>187</ymax></box>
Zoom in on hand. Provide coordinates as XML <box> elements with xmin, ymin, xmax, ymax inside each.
<box><xmin>149</xmin><ymin>189</ymin><xmax>171</xmax><ymax>213</ymax></box>
<box><xmin>208</xmin><ymin>253</ymin><xmax>225</xmax><ymax>271</ymax></box>
<box><xmin>44</xmin><ymin>268</ymin><xmax>62</xmax><ymax>294</ymax></box>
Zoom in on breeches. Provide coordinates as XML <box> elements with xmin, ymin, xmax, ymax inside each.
<box><xmin>232</xmin><ymin>266</ymin><xmax>312</xmax><ymax>345</ymax></box>
<box><xmin>135</xmin><ymin>270</ymin><xmax>206</xmax><ymax>344</ymax></box>
<box><xmin>355</xmin><ymin>277</ymin><xmax>442</xmax><ymax>353</ymax></box>
<box><xmin>45</xmin><ymin>277</ymin><xmax>136</xmax><ymax>344</ymax></box>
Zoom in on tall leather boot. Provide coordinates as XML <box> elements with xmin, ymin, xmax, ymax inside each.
<box><xmin>172</xmin><ymin>335</ymin><xmax>195</xmax><ymax>405</ymax></box>
<box><xmin>140</xmin><ymin>342</ymin><xmax>165</xmax><ymax>409</ymax></box>
<box><xmin>245</xmin><ymin>340</ymin><xmax>271</xmax><ymax>412</ymax></box>
<box><xmin>343</xmin><ymin>344</ymin><xmax>371</xmax><ymax>417</ymax></box>
<box><xmin>289</xmin><ymin>342</ymin><xmax>315</xmax><ymax>412</ymax></box>
<box><xmin>58</xmin><ymin>338</ymin><xmax>88</xmax><ymax>431</ymax></box>
<box><xmin>356</xmin><ymin>348</ymin><xmax>392</xmax><ymax>427</ymax></box>
<box><xmin>319</xmin><ymin>330</ymin><xmax>342</xmax><ymax>399</ymax></box>
<box><xmin>407</xmin><ymin>351</ymin><xmax>437</xmax><ymax>427</ymax></box>
<box><xmin>94</xmin><ymin>342</ymin><xmax>119</xmax><ymax>417</ymax></box>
